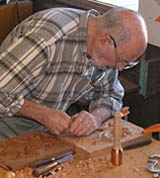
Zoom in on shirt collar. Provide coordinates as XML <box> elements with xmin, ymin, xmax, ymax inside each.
<box><xmin>78</xmin><ymin>9</ymin><xmax>101</xmax><ymax>55</ymax></box>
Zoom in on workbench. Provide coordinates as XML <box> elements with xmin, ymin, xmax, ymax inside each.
<box><xmin>14</xmin><ymin>138</ymin><xmax>160</xmax><ymax>178</ymax></box>
<box><xmin>97</xmin><ymin>138</ymin><xmax>159</xmax><ymax>178</ymax></box>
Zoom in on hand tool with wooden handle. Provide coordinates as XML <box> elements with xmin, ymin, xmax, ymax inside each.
<box><xmin>111</xmin><ymin>112</ymin><xmax>123</xmax><ymax>166</ymax></box>
<box><xmin>30</xmin><ymin>151</ymin><xmax>74</xmax><ymax>168</ymax></box>
<box><xmin>32</xmin><ymin>153</ymin><xmax>73</xmax><ymax>177</ymax></box>
<box><xmin>123</xmin><ymin>139</ymin><xmax>152</xmax><ymax>150</ymax></box>
<box><xmin>142</xmin><ymin>124</ymin><xmax>160</xmax><ymax>134</ymax></box>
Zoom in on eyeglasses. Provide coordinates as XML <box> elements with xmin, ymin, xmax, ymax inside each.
<box><xmin>109</xmin><ymin>35</ymin><xmax>139</xmax><ymax>70</ymax></box>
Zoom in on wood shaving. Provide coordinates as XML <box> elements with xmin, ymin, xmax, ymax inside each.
<box><xmin>15</xmin><ymin>155</ymin><xmax>113</xmax><ymax>178</ymax></box>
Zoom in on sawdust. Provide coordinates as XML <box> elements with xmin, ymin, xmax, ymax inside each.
<box><xmin>5</xmin><ymin>119</ymin><xmax>145</xmax><ymax>177</ymax></box>
<box><xmin>15</xmin><ymin>155</ymin><xmax>113</xmax><ymax>178</ymax></box>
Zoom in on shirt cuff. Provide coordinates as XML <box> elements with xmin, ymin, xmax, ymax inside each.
<box><xmin>0</xmin><ymin>94</ymin><xmax>24</xmax><ymax>117</ymax></box>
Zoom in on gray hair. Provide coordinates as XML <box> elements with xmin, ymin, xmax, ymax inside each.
<box><xmin>98</xmin><ymin>7</ymin><xmax>133</xmax><ymax>45</ymax></box>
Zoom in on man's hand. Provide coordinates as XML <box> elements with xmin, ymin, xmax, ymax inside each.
<box><xmin>16</xmin><ymin>99</ymin><xmax>72</xmax><ymax>135</ymax></box>
<box><xmin>69</xmin><ymin>107</ymin><xmax>112</xmax><ymax>136</ymax></box>
<box><xmin>42</xmin><ymin>108</ymin><xmax>72</xmax><ymax>135</ymax></box>
<box><xmin>69</xmin><ymin>110</ymin><xmax>99</xmax><ymax>136</ymax></box>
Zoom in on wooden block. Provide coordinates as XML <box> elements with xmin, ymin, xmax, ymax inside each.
<box><xmin>60</xmin><ymin>119</ymin><xmax>152</xmax><ymax>159</ymax></box>
<box><xmin>0</xmin><ymin>131</ymin><xmax>75</xmax><ymax>171</ymax></box>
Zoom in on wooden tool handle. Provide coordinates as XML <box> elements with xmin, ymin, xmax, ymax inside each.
<box><xmin>143</xmin><ymin>124</ymin><xmax>160</xmax><ymax>134</ymax></box>
<box><xmin>113</xmin><ymin>112</ymin><xmax>122</xmax><ymax>149</ymax></box>
<box><xmin>32</xmin><ymin>162</ymin><xmax>57</xmax><ymax>177</ymax></box>
<box><xmin>111</xmin><ymin>112</ymin><xmax>123</xmax><ymax>166</ymax></box>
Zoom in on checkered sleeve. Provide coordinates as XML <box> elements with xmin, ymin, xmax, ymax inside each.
<box><xmin>84</xmin><ymin>69</ymin><xmax>124</xmax><ymax>115</ymax></box>
<box><xmin>0</xmin><ymin>35</ymin><xmax>48</xmax><ymax>117</ymax></box>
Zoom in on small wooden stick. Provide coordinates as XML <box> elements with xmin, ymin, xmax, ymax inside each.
<box><xmin>111</xmin><ymin>112</ymin><xmax>123</xmax><ymax>166</ymax></box>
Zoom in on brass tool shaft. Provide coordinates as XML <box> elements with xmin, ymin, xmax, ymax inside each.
<box><xmin>111</xmin><ymin>112</ymin><xmax>123</xmax><ymax>166</ymax></box>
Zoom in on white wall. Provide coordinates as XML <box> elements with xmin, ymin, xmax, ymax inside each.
<box><xmin>97</xmin><ymin>0</ymin><xmax>139</xmax><ymax>11</ymax></box>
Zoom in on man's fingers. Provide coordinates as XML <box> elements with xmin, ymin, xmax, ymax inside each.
<box><xmin>51</xmin><ymin>127</ymin><xmax>60</xmax><ymax>135</ymax></box>
<box><xmin>71</xmin><ymin>122</ymin><xmax>85</xmax><ymax>136</ymax></box>
<box><xmin>70</xmin><ymin>111</ymin><xmax>86</xmax><ymax>133</ymax></box>
<box><xmin>59</xmin><ymin>113</ymin><xmax>72</xmax><ymax>129</ymax></box>
<box><xmin>69</xmin><ymin>118</ymin><xmax>81</xmax><ymax>133</ymax></box>
<box><xmin>60</xmin><ymin>119</ymin><xmax>72</xmax><ymax>129</ymax></box>
<box><xmin>51</xmin><ymin>119</ymin><xmax>69</xmax><ymax>135</ymax></box>
<box><xmin>63</xmin><ymin>112</ymin><xmax>72</xmax><ymax>120</ymax></box>
<box><xmin>75</xmin><ymin>126</ymin><xmax>89</xmax><ymax>136</ymax></box>
<box><xmin>70</xmin><ymin>118</ymin><xmax>93</xmax><ymax>136</ymax></box>
<box><xmin>70</xmin><ymin>110</ymin><xmax>98</xmax><ymax>136</ymax></box>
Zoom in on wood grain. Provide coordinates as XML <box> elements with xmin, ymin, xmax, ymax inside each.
<box><xmin>0</xmin><ymin>132</ymin><xmax>75</xmax><ymax>171</ymax></box>
<box><xmin>60</xmin><ymin>119</ymin><xmax>152</xmax><ymax>159</ymax></box>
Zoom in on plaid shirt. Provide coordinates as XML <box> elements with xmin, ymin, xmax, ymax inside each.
<box><xmin>0</xmin><ymin>8</ymin><xmax>124</xmax><ymax>118</ymax></box>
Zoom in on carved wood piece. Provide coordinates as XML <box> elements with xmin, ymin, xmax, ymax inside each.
<box><xmin>0</xmin><ymin>132</ymin><xmax>75</xmax><ymax>171</ymax></box>
<box><xmin>60</xmin><ymin>119</ymin><xmax>152</xmax><ymax>159</ymax></box>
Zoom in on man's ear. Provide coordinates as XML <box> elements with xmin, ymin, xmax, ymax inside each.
<box><xmin>99</xmin><ymin>33</ymin><xmax>112</xmax><ymax>49</ymax></box>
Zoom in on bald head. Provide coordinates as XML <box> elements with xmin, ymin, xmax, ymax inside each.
<box><xmin>98</xmin><ymin>7</ymin><xmax>148</xmax><ymax>61</ymax></box>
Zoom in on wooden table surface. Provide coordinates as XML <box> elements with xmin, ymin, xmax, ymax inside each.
<box><xmin>96</xmin><ymin>138</ymin><xmax>160</xmax><ymax>178</ymax></box>
<box><xmin>14</xmin><ymin>138</ymin><xmax>160</xmax><ymax>178</ymax></box>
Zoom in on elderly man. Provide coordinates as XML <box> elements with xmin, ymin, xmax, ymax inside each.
<box><xmin>0</xmin><ymin>7</ymin><xmax>148</xmax><ymax>140</ymax></box>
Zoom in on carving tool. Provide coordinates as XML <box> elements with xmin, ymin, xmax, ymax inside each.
<box><xmin>123</xmin><ymin>139</ymin><xmax>152</xmax><ymax>150</ymax></box>
<box><xmin>30</xmin><ymin>151</ymin><xmax>74</xmax><ymax>168</ymax></box>
<box><xmin>142</xmin><ymin>124</ymin><xmax>160</xmax><ymax>134</ymax></box>
<box><xmin>32</xmin><ymin>153</ymin><xmax>73</xmax><ymax>177</ymax></box>
<box><xmin>111</xmin><ymin>112</ymin><xmax>123</xmax><ymax>166</ymax></box>
<box><xmin>111</xmin><ymin>107</ymin><xmax>130</xmax><ymax>165</ymax></box>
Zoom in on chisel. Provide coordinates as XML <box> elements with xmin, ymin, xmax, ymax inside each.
<box><xmin>32</xmin><ymin>153</ymin><xmax>73</xmax><ymax>177</ymax></box>
<box><xmin>30</xmin><ymin>151</ymin><xmax>73</xmax><ymax>168</ymax></box>
<box><xmin>123</xmin><ymin>139</ymin><xmax>152</xmax><ymax>150</ymax></box>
